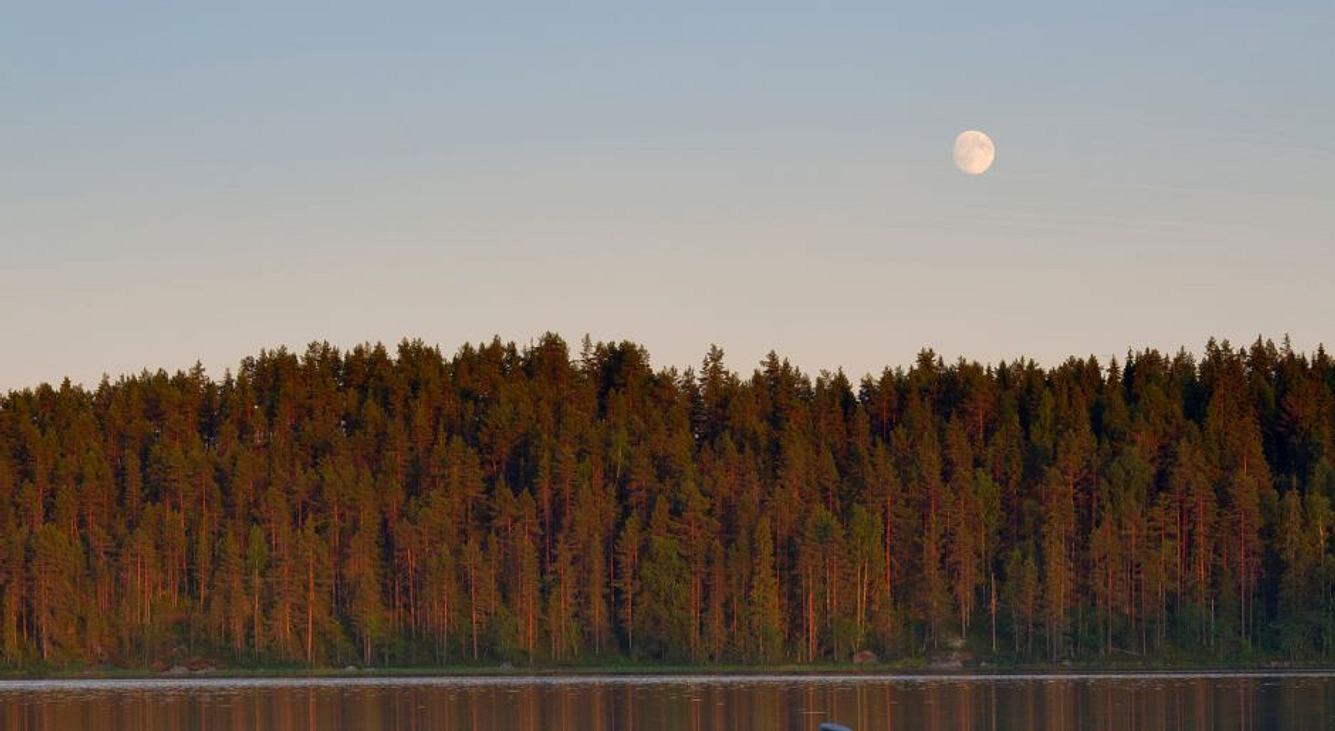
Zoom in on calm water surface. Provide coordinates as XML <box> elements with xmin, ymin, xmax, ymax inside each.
<box><xmin>0</xmin><ymin>672</ymin><xmax>1332</xmax><ymax>730</ymax></box>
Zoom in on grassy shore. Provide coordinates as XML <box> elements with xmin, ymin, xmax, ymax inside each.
<box><xmin>3</xmin><ymin>655</ymin><xmax>1330</xmax><ymax>680</ymax></box>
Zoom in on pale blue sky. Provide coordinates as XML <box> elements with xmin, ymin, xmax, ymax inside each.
<box><xmin>2</xmin><ymin>2</ymin><xmax>1332</xmax><ymax>388</ymax></box>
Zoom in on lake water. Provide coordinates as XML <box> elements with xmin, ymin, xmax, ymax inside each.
<box><xmin>0</xmin><ymin>672</ymin><xmax>1332</xmax><ymax>730</ymax></box>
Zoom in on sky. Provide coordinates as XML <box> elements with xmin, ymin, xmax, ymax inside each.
<box><xmin>2</xmin><ymin>2</ymin><xmax>1333</xmax><ymax>389</ymax></box>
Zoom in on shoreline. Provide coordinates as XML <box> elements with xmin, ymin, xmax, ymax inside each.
<box><xmin>3</xmin><ymin>662</ymin><xmax>1334</xmax><ymax>682</ymax></box>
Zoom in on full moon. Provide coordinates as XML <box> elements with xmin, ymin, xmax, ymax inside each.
<box><xmin>953</xmin><ymin>130</ymin><xmax>995</xmax><ymax>175</ymax></box>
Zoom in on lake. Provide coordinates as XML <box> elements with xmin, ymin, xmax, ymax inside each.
<box><xmin>0</xmin><ymin>672</ymin><xmax>1332</xmax><ymax>730</ymax></box>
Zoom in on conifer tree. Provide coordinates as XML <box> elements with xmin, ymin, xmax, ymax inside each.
<box><xmin>0</xmin><ymin>335</ymin><xmax>1330</xmax><ymax>667</ymax></box>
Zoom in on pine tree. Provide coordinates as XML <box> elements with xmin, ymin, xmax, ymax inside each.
<box><xmin>748</xmin><ymin>517</ymin><xmax>783</xmax><ymax>663</ymax></box>
<box><xmin>0</xmin><ymin>335</ymin><xmax>1330</xmax><ymax>667</ymax></box>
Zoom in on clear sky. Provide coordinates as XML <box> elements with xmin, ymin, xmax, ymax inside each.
<box><xmin>3</xmin><ymin>2</ymin><xmax>1332</xmax><ymax>389</ymax></box>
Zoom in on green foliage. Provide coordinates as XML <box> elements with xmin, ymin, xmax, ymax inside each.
<box><xmin>0</xmin><ymin>335</ymin><xmax>1331</xmax><ymax>669</ymax></box>
<box><xmin>747</xmin><ymin>517</ymin><xmax>783</xmax><ymax>663</ymax></box>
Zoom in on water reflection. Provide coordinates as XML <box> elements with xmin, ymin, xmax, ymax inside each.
<box><xmin>0</xmin><ymin>673</ymin><xmax>1331</xmax><ymax>730</ymax></box>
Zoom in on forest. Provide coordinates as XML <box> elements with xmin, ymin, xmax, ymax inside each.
<box><xmin>0</xmin><ymin>334</ymin><xmax>1332</xmax><ymax>670</ymax></box>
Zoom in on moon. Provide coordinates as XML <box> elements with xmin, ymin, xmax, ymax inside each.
<box><xmin>953</xmin><ymin>130</ymin><xmax>995</xmax><ymax>175</ymax></box>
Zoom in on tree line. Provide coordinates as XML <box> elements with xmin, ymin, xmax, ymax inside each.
<box><xmin>0</xmin><ymin>335</ymin><xmax>1332</xmax><ymax>669</ymax></box>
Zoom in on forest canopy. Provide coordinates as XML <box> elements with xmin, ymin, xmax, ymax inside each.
<box><xmin>1</xmin><ymin>335</ymin><xmax>1332</xmax><ymax>669</ymax></box>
